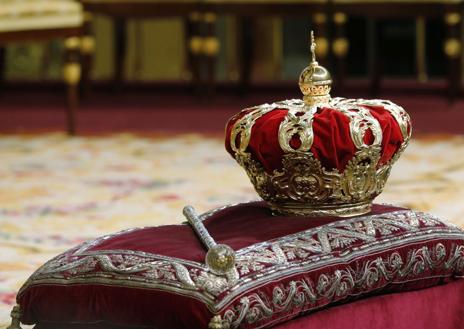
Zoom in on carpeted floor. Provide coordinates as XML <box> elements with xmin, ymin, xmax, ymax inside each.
<box><xmin>0</xmin><ymin>133</ymin><xmax>463</xmax><ymax>327</ymax></box>
<box><xmin>0</xmin><ymin>85</ymin><xmax>463</xmax><ymax>327</ymax></box>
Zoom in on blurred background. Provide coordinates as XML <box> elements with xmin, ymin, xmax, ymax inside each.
<box><xmin>0</xmin><ymin>1</ymin><xmax>464</xmax><ymax>327</ymax></box>
<box><xmin>1</xmin><ymin>0</ymin><xmax>464</xmax><ymax>134</ymax></box>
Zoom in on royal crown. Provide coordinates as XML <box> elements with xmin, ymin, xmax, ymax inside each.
<box><xmin>226</xmin><ymin>31</ymin><xmax>411</xmax><ymax>217</ymax></box>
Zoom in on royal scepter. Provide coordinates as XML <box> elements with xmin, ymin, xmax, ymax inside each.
<box><xmin>182</xmin><ymin>205</ymin><xmax>236</xmax><ymax>276</ymax></box>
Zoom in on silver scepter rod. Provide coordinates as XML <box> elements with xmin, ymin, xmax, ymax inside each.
<box><xmin>183</xmin><ymin>205</ymin><xmax>236</xmax><ymax>276</ymax></box>
<box><xmin>183</xmin><ymin>205</ymin><xmax>217</xmax><ymax>250</ymax></box>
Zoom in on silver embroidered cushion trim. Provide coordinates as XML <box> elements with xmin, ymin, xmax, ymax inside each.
<box><xmin>18</xmin><ymin>206</ymin><xmax>464</xmax><ymax>315</ymax></box>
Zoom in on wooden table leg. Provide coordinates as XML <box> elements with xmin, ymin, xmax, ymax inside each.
<box><xmin>186</xmin><ymin>12</ymin><xmax>203</xmax><ymax>93</ymax></box>
<box><xmin>415</xmin><ymin>16</ymin><xmax>428</xmax><ymax>83</ymax></box>
<box><xmin>312</xmin><ymin>12</ymin><xmax>330</xmax><ymax>67</ymax></box>
<box><xmin>332</xmin><ymin>12</ymin><xmax>349</xmax><ymax>94</ymax></box>
<box><xmin>204</xmin><ymin>12</ymin><xmax>219</xmax><ymax>95</ymax></box>
<box><xmin>444</xmin><ymin>10</ymin><xmax>462</xmax><ymax>102</ymax></box>
<box><xmin>114</xmin><ymin>17</ymin><xmax>127</xmax><ymax>91</ymax></box>
<box><xmin>63</xmin><ymin>37</ymin><xmax>82</xmax><ymax>136</ymax></box>
<box><xmin>238</xmin><ymin>17</ymin><xmax>253</xmax><ymax>95</ymax></box>
<box><xmin>0</xmin><ymin>46</ymin><xmax>5</xmax><ymax>91</ymax></box>
<box><xmin>185</xmin><ymin>14</ymin><xmax>197</xmax><ymax>92</ymax></box>
<box><xmin>80</xmin><ymin>12</ymin><xmax>95</xmax><ymax>97</ymax></box>
<box><xmin>367</xmin><ymin>18</ymin><xmax>381</xmax><ymax>97</ymax></box>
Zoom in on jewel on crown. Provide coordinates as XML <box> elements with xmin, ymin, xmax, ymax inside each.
<box><xmin>225</xmin><ymin>31</ymin><xmax>412</xmax><ymax>217</ymax></box>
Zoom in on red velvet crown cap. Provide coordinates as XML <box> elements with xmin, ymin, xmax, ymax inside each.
<box><xmin>225</xmin><ymin>102</ymin><xmax>409</xmax><ymax>173</ymax></box>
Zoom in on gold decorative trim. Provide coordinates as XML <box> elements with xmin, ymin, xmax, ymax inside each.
<box><xmin>333</xmin><ymin>12</ymin><xmax>347</xmax><ymax>25</ymax></box>
<box><xmin>300</xmin><ymin>84</ymin><xmax>331</xmax><ymax>98</ymax></box>
<box><xmin>80</xmin><ymin>36</ymin><xmax>95</xmax><ymax>55</ymax></box>
<box><xmin>444</xmin><ymin>38</ymin><xmax>461</xmax><ymax>58</ymax></box>
<box><xmin>64</xmin><ymin>37</ymin><xmax>80</xmax><ymax>50</ymax></box>
<box><xmin>84</xmin><ymin>12</ymin><xmax>93</xmax><ymax>23</ymax></box>
<box><xmin>269</xmin><ymin>200</ymin><xmax>372</xmax><ymax>217</ymax></box>
<box><xmin>313</xmin><ymin>13</ymin><xmax>326</xmax><ymax>25</ymax></box>
<box><xmin>189</xmin><ymin>11</ymin><xmax>201</xmax><ymax>22</ymax></box>
<box><xmin>445</xmin><ymin>12</ymin><xmax>461</xmax><ymax>26</ymax></box>
<box><xmin>236</xmin><ymin>149</ymin><xmax>382</xmax><ymax>217</ymax></box>
<box><xmin>332</xmin><ymin>37</ymin><xmax>349</xmax><ymax>57</ymax></box>
<box><xmin>204</xmin><ymin>12</ymin><xmax>218</xmax><ymax>23</ymax></box>
<box><xmin>63</xmin><ymin>63</ymin><xmax>81</xmax><ymax>85</ymax></box>
<box><xmin>314</xmin><ymin>37</ymin><xmax>329</xmax><ymax>58</ymax></box>
<box><xmin>229</xmin><ymin>97</ymin><xmax>411</xmax><ymax>217</ymax></box>
<box><xmin>298</xmin><ymin>32</ymin><xmax>332</xmax><ymax>106</ymax></box>
<box><xmin>189</xmin><ymin>36</ymin><xmax>203</xmax><ymax>54</ymax></box>
<box><xmin>203</xmin><ymin>37</ymin><xmax>220</xmax><ymax>56</ymax></box>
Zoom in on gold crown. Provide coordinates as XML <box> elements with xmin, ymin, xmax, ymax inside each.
<box><xmin>227</xmin><ymin>31</ymin><xmax>411</xmax><ymax>217</ymax></box>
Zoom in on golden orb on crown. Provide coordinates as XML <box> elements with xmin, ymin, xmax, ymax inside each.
<box><xmin>299</xmin><ymin>31</ymin><xmax>332</xmax><ymax>105</ymax></box>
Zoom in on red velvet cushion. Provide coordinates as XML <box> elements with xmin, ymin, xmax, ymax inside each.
<box><xmin>272</xmin><ymin>279</ymin><xmax>464</xmax><ymax>329</ymax></box>
<box><xmin>17</xmin><ymin>202</ymin><xmax>464</xmax><ymax>329</ymax></box>
<box><xmin>33</xmin><ymin>280</ymin><xmax>464</xmax><ymax>329</ymax></box>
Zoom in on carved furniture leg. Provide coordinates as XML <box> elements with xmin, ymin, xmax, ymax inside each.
<box><xmin>113</xmin><ymin>17</ymin><xmax>127</xmax><ymax>91</ymax></box>
<box><xmin>332</xmin><ymin>12</ymin><xmax>349</xmax><ymax>93</ymax></box>
<box><xmin>187</xmin><ymin>11</ymin><xmax>203</xmax><ymax>94</ymax></box>
<box><xmin>80</xmin><ymin>12</ymin><xmax>95</xmax><ymax>97</ymax></box>
<box><xmin>0</xmin><ymin>46</ymin><xmax>5</xmax><ymax>91</ymax></box>
<box><xmin>367</xmin><ymin>18</ymin><xmax>381</xmax><ymax>97</ymax></box>
<box><xmin>203</xmin><ymin>12</ymin><xmax>219</xmax><ymax>95</ymax></box>
<box><xmin>312</xmin><ymin>12</ymin><xmax>329</xmax><ymax>67</ymax></box>
<box><xmin>238</xmin><ymin>17</ymin><xmax>253</xmax><ymax>95</ymax></box>
<box><xmin>415</xmin><ymin>16</ymin><xmax>428</xmax><ymax>83</ymax></box>
<box><xmin>63</xmin><ymin>37</ymin><xmax>81</xmax><ymax>136</ymax></box>
<box><xmin>183</xmin><ymin>16</ymin><xmax>193</xmax><ymax>88</ymax></box>
<box><xmin>444</xmin><ymin>11</ymin><xmax>462</xmax><ymax>102</ymax></box>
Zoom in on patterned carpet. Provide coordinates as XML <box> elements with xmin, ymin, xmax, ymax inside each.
<box><xmin>0</xmin><ymin>133</ymin><xmax>463</xmax><ymax>328</ymax></box>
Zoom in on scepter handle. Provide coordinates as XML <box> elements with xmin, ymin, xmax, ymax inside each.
<box><xmin>183</xmin><ymin>205</ymin><xmax>216</xmax><ymax>250</ymax></box>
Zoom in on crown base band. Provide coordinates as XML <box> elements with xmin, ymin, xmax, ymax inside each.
<box><xmin>268</xmin><ymin>200</ymin><xmax>372</xmax><ymax>217</ymax></box>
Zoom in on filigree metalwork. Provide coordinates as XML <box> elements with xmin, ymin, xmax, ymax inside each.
<box><xmin>18</xmin><ymin>208</ymin><xmax>464</xmax><ymax>315</ymax></box>
<box><xmin>278</xmin><ymin>106</ymin><xmax>317</xmax><ymax>153</ymax></box>
<box><xmin>331</xmin><ymin>97</ymin><xmax>411</xmax><ymax>142</ymax></box>
<box><xmin>237</xmin><ymin>149</ymin><xmax>384</xmax><ymax>217</ymax></box>
<box><xmin>220</xmin><ymin>243</ymin><xmax>461</xmax><ymax>329</ymax></box>
<box><xmin>228</xmin><ymin>97</ymin><xmax>411</xmax><ymax>216</ymax></box>
<box><xmin>230</xmin><ymin>99</ymin><xmax>307</xmax><ymax>155</ymax></box>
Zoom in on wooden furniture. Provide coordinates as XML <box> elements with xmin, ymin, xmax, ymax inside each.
<box><xmin>82</xmin><ymin>0</ymin><xmax>463</xmax><ymax>98</ymax></box>
<box><xmin>203</xmin><ymin>0</ymin><xmax>330</xmax><ymax>93</ymax></box>
<box><xmin>82</xmin><ymin>0</ymin><xmax>331</xmax><ymax>93</ymax></box>
<box><xmin>81</xmin><ymin>0</ymin><xmax>205</xmax><ymax>91</ymax></box>
<box><xmin>331</xmin><ymin>0</ymin><xmax>464</xmax><ymax>100</ymax></box>
<box><xmin>205</xmin><ymin>0</ymin><xmax>463</xmax><ymax>98</ymax></box>
<box><xmin>0</xmin><ymin>0</ymin><xmax>94</xmax><ymax>135</ymax></box>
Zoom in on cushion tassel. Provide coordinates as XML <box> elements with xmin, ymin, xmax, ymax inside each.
<box><xmin>7</xmin><ymin>305</ymin><xmax>22</xmax><ymax>329</ymax></box>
